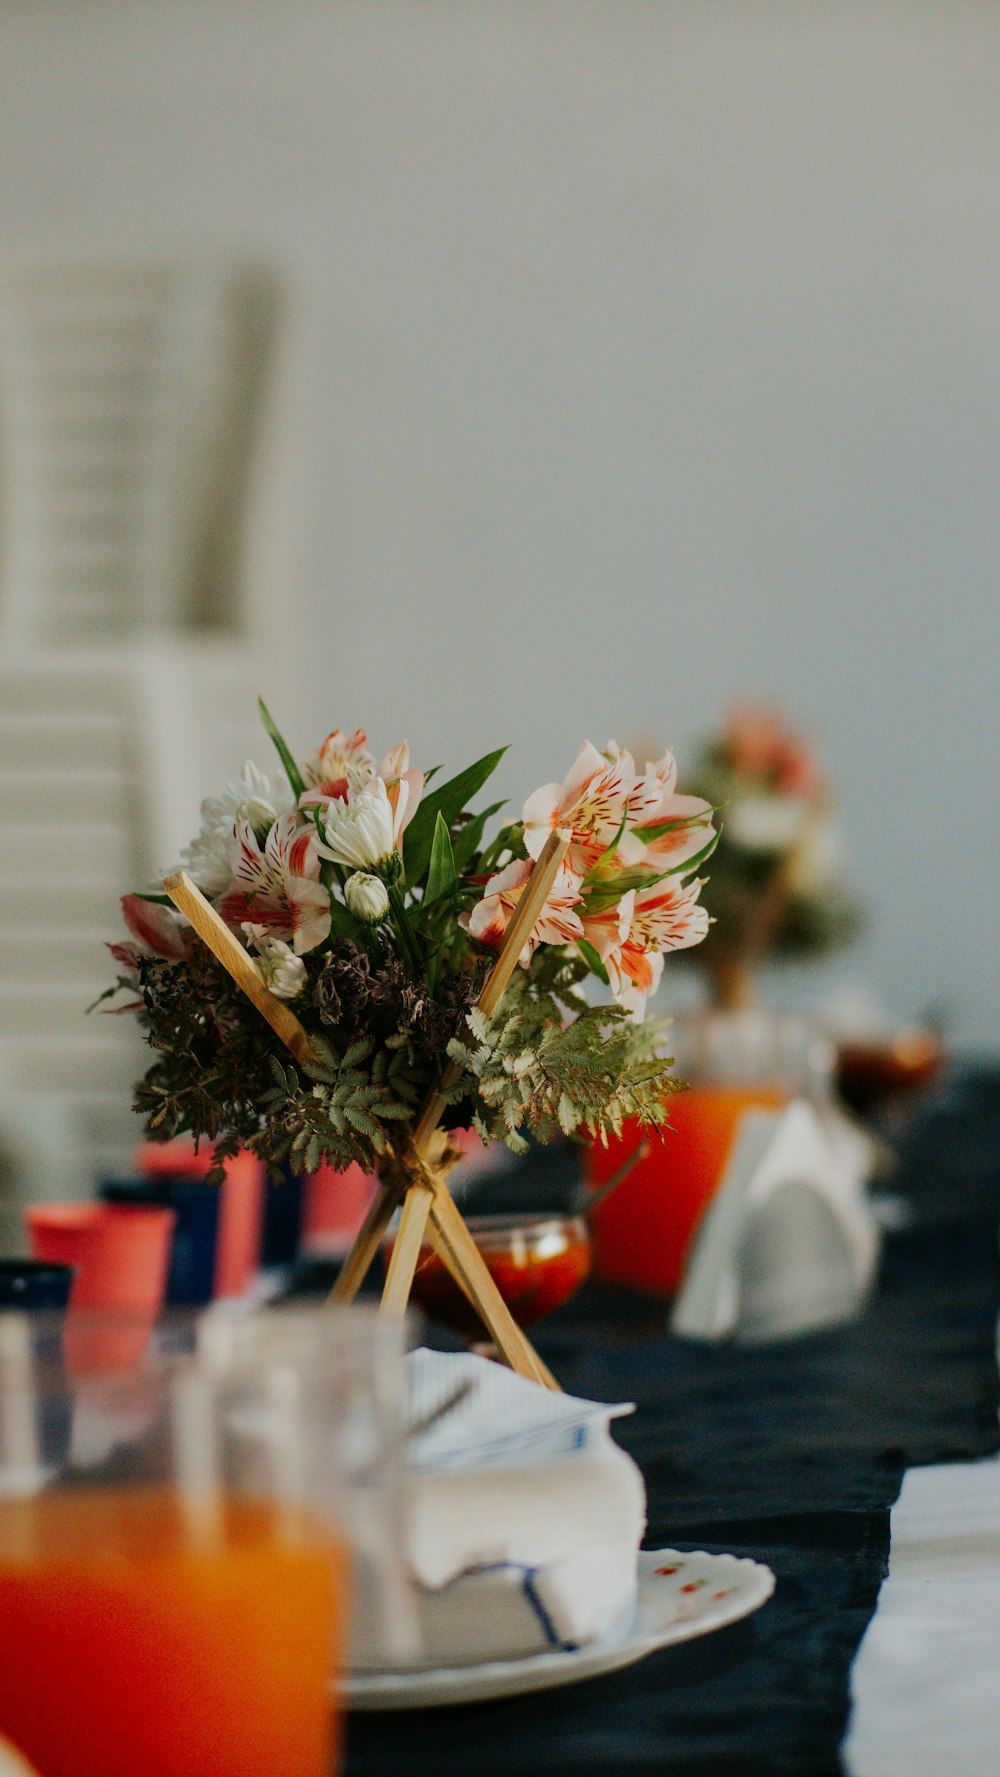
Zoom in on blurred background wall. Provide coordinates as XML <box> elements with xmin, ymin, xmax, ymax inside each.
<box><xmin>0</xmin><ymin>0</ymin><xmax>996</xmax><ymax>1050</ymax></box>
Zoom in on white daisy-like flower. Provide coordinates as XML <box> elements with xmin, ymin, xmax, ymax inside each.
<box><xmin>317</xmin><ymin>772</ymin><xmax>404</xmax><ymax>873</ymax></box>
<box><xmin>344</xmin><ymin>871</ymin><xmax>390</xmax><ymax>924</ymax></box>
<box><xmin>180</xmin><ymin>763</ymin><xmax>295</xmax><ymax>893</ymax></box>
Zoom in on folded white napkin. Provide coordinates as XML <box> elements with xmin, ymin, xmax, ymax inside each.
<box><xmin>407</xmin><ymin>1346</ymin><xmax>633</xmax><ymax>1473</ymax></box>
<box><xmin>396</xmin><ymin>1351</ymin><xmax>647</xmax><ymax>1668</ymax></box>
<box><xmin>671</xmin><ymin>1098</ymin><xmax>880</xmax><ymax>1344</ymax></box>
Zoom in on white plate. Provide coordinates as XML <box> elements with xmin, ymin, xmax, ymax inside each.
<box><xmin>346</xmin><ymin>1547</ymin><xmax>775</xmax><ymax>1710</ymax></box>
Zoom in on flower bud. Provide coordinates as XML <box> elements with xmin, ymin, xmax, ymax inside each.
<box><xmin>345</xmin><ymin>871</ymin><xmax>390</xmax><ymax>925</ymax></box>
<box><xmin>245</xmin><ymin>928</ymin><xmax>307</xmax><ymax>1000</ymax></box>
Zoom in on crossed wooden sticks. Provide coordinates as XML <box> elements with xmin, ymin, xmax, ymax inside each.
<box><xmin>164</xmin><ymin>826</ymin><xmax>570</xmax><ymax>1391</ymax></box>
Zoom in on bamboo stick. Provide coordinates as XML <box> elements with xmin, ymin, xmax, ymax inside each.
<box><xmin>428</xmin><ymin>1189</ymin><xmax>559</xmax><ymax>1388</ymax></box>
<box><xmin>407</xmin><ymin>827</ymin><xmax>572</xmax><ymax>1146</ymax></box>
<box><xmin>162</xmin><ymin>871</ymin><xmax>317</xmax><ymax>1071</ymax></box>
<box><xmin>381</xmin><ymin>1183</ymin><xmax>435</xmax><ymax>1316</ymax></box>
<box><xmin>368</xmin><ymin>830</ymin><xmax>571</xmax><ymax>1352</ymax></box>
<box><xmin>164</xmin><ymin>841</ymin><xmax>569</xmax><ymax>1389</ymax></box>
<box><xmin>329</xmin><ymin>1176</ymin><xmax>406</xmax><ymax>1303</ymax></box>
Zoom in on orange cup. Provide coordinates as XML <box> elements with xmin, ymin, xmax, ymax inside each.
<box><xmin>586</xmin><ymin>1086</ymin><xmax>787</xmax><ymax>1295</ymax></box>
<box><xmin>26</xmin><ymin>1204</ymin><xmax>175</xmax><ymax>1314</ymax></box>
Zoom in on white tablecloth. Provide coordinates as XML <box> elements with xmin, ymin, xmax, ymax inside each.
<box><xmin>846</xmin><ymin>1440</ymin><xmax>1000</xmax><ymax>1775</ymax></box>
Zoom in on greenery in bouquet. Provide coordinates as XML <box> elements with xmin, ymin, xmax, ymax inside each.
<box><xmin>683</xmin><ymin>702</ymin><xmax>862</xmax><ymax>1006</ymax></box>
<box><xmin>101</xmin><ymin>705</ymin><xmax>717</xmax><ymax>1182</ymax></box>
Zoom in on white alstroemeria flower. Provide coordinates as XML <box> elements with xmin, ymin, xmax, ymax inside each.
<box><xmin>605</xmin><ymin>877</ymin><xmax>710</xmax><ymax>1019</ymax></box>
<box><xmin>462</xmin><ymin>858</ymin><xmax>585</xmax><ymax>964</ymax></box>
<box><xmin>522</xmin><ymin>741</ymin><xmax>642</xmax><ymax>878</ymax></box>
<box><xmin>616</xmin><ymin>749</ymin><xmax>715</xmax><ymax>872</ymax></box>
<box><xmin>301</xmin><ymin>727</ymin><xmax>376</xmax><ymax>799</ymax></box>
<box><xmin>344</xmin><ymin>871</ymin><xmax>390</xmax><ymax>924</ymax></box>
<box><xmin>317</xmin><ymin>772</ymin><xmax>404</xmax><ymax>873</ymax></box>
<box><xmin>243</xmin><ymin>925</ymin><xmax>308</xmax><ymax>1000</ymax></box>
<box><xmin>218</xmin><ymin>815</ymin><xmax>330</xmax><ymax>954</ymax></box>
<box><xmin>180</xmin><ymin>763</ymin><xmax>295</xmax><ymax>893</ymax></box>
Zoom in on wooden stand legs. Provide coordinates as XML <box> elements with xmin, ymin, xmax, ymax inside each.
<box><xmin>331</xmin><ymin>1168</ymin><xmax>559</xmax><ymax>1392</ymax></box>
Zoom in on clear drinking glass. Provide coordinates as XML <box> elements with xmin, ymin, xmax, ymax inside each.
<box><xmin>669</xmin><ymin>1007</ymin><xmax>836</xmax><ymax>1100</ymax></box>
<box><xmin>0</xmin><ymin>1302</ymin><xmax>412</xmax><ymax>1776</ymax></box>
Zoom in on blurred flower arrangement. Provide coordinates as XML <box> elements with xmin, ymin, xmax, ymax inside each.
<box><xmin>684</xmin><ymin>702</ymin><xmax>862</xmax><ymax>1009</ymax></box>
<box><xmin>101</xmin><ymin>707</ymin><xmax>716</xmax><ymax>1182</ymax></box>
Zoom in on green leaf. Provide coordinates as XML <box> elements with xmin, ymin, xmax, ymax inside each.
<box><xmin>588</xmin><ymin>806</ymin><xmax>629</xmax><ymax>875</ymax></box>
<box><xmin>258</xmin><ymin>696</ymin><xmax>306</xmax><ymax>799</ymax></box>
<box><xmin>664</xmin><ymin>825</ymin><xmax>721</xmax><ymax>877</ymax></box>
<box><xmin>630</xmin><ymin>809</ymin><xmax>717</xmax><ymax>843</ymax></box>
<box><xmin>577</xmin><ymin>938</ymin><xmax>610</xmax><ymax>986</ymax></box>
<box><xmin>583</xmin><ymin>863</ymin><xmax>671</xmax><ymax>908</ymax></box>
<box><xmin>452</xmin><ymin>801</ymin><xmax>507</xmax><ymax>871</ymax></box>
<box><xmin>424</xmin><ymin>812</ymin><xmax>458</xmax><ymax>904</ymax></box>
<box><xmin>403</xmin><ymin>747</ymin><xmax>508</xmax><ymax>885</ymax></box>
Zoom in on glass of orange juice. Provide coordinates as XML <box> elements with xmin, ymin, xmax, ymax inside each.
<box><xmin>586</xmin><ymin>1008</ymin><xmax>829</xmax><ymax>1296</ymax></box>
<box><xmin>0</xmin><ymin>1305</ymin><xmax>410</xmax><ymax>1777</ymax></box>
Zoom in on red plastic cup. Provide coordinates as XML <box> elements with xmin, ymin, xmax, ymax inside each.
<box><xmin>26</xmin><ymin>1203</ymin><xmax>176</xmax><ymax>1373</ymax></box>
<box><xmin>214</xmin><ymin>1151</ymin><xmax>264</xmax><ymax>1299</ymax></box>
<box><xmin>586</xmin><ymin>1087</ymin><xmax>787</xmax><ymax>1296</ymax></box>
<box><xmin>134</xmin><ymin>1138</ymin><xmax>214</xmax><ymax>1178</ymax></box>
<box><xmin>26</xmin><ymin>1204</ymin><xmax>175</xmax><ymax>1314</ymax></box>
<box><xmin>303</xmin><ymin>1163</ymin><xmax>377</xmax><ymax>1258</ymax></box>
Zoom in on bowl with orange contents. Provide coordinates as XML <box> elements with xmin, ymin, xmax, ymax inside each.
<box><xmin>396</xmin><ymin>1211</ymin><xmax>592</xmax><ymax>1340</ymax></box>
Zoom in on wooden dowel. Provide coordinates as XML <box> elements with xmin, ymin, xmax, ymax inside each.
<box><xmin>406</xmin><ymin>827</ymin><xmax>572</xmax><ymax>1148</ymax></box>
<box><xmin>380</xmin><ymin>1183</ymin><xmax>435</xmax><ymax>1317</ymax></box>
<box><xmin>330</xmin><ymin>1176</ymin><xmax>406</xmax><ymax>1304</ymax></box>
<box><xmin>428</xmin><ymin>1188</ymin><xmax>559</xmax><ymax>1389</ymax></box>
<box><xmin>162</xmin><ymin>871</ymin><xmax>316</xmax><ymax>1071</ymax></box>
<box><xmin>477</xmin><ymin>828</ymin><xmax>571</xmax><ymax>1019</ymax></box>
<box><xmin>329</xmin><ymin>829</ymin><xmax>572</xmax><ymax>1384</ymax></box>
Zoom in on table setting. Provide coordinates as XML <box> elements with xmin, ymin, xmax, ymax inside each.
<box><xmin>0</xmin><ymin>691</ymin><xmax>989</xmax><ymax>1777</ymax></box>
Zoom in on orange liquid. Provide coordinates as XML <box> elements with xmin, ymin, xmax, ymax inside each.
<box><xmin>587</xmin><ymin>1087</ymin><xmax>787</xmax><ymax>1295</ymax></box>
<box><xmin>407</xmin><ymin>1221</ymin><xmax>591</xmax><ymax>1336</ymax></box>
<box><xmin>0</xmin><ymin>1489</ymin><xmax>344</xmax><ymax>1777</ymax></box>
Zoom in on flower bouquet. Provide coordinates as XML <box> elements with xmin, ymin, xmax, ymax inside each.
<box><xmin>104</xmin><ymin>707</ymin><xmax>715</xmax><ymax>1384</ymax></box>
<box><xmin>683</xmin><ymin>702</ymin><xmax>862</xmax><ymax>1010</ymax></box>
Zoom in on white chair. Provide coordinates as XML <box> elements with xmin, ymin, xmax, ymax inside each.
<box><xmin>0</xmin><ymin>251</ymin><xmax>282</xmax><ymax>1245</ymax></box>
<box><xmin>0</xmin><ymin>252</ymin><xmax>280</xmax><ymax>648</ymax></box>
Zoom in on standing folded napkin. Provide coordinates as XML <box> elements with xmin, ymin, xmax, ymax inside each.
<box><xmin>371</xmin><ymin>1351</ymin><xmax>648</xmax><ymax>1671</ymax></box>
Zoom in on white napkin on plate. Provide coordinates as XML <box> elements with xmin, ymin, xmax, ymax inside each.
<box><xmin>389</xmin><ymin>1351</ymin><xmax>647</xmax><ymax>1669</ymax></box>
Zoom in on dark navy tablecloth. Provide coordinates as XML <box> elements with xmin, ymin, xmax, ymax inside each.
<box><xmin>346</xmin><ymin>1068</ymin><xmax>1000</xmax><ymax>1777</ymax></box>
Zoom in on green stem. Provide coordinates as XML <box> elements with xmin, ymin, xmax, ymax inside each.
<box><xmin>386</xmin><ymin>881</ymin><xmax>422</xmax><ymax>976</ymax></box>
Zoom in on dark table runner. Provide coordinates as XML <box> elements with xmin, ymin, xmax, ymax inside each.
<box><xmin>346</xmin><ymin>1069</ymin><xmax>1000</xmax><ymax>1777</ymax></box>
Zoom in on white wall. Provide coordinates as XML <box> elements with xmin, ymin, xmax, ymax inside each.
<box><xmin>1</xmin><ymin>1</ymin><xmax>997</xmax><ymax>1046</ymax></box>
